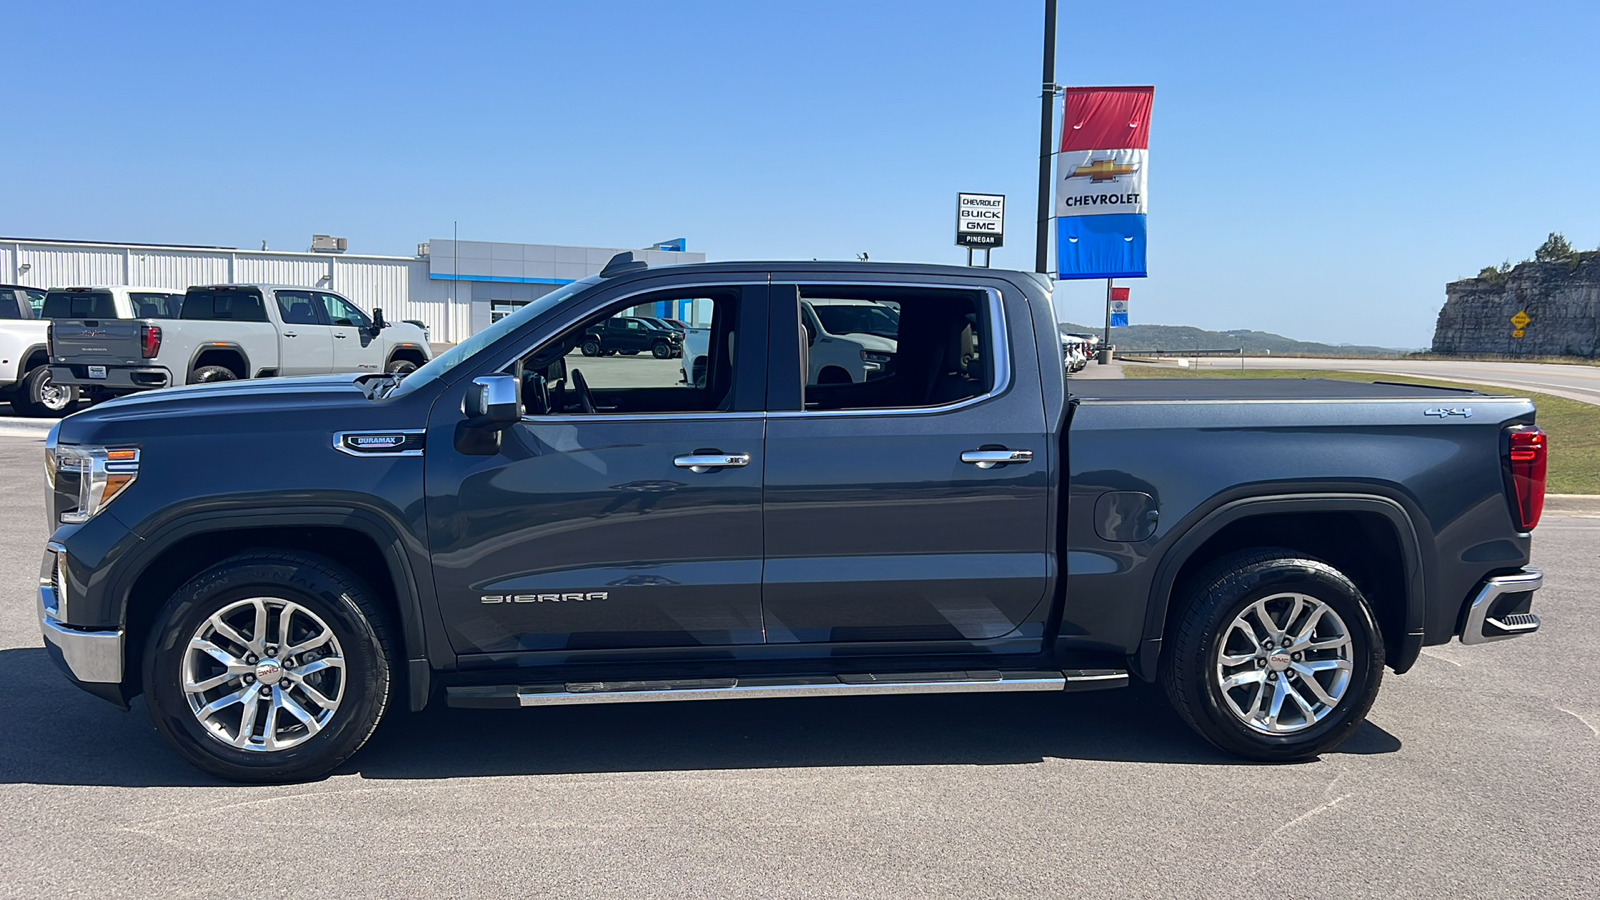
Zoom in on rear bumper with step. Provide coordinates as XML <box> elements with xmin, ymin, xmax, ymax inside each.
<box><xmin>1459</xmin><ymin>567</ymin><xmax>1543</xmax><ymax>645</ymax></box>
<box><xmin>446</xmin><ymin>668</ymin><xmax>1129</xmax><ymax>709</ymax></box>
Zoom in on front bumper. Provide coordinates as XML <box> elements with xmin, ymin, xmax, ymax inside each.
<box><xmin>1459</xmin><ymin>567</ymin><xmax>1543</xmax><ymax>645</ymax></box>
<box><xmin>38</xmin><ymin>541</ymin><xmax>123</xmax><ymax>684</ymax></box>
<box><xmin>50</xmin><ymin>364</ymin><xmax>170</xmax><ymax>391</ymax></box>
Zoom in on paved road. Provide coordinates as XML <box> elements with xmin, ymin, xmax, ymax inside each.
<box><xmin>1165</xmin><ymin>357</ymin><xmax>1600</xmax><ymax>406</ymax></box>
<box><xmin>0</xmin><ymin>433</ymin><xmax>1595</xmax><ymax>899</ymax></box>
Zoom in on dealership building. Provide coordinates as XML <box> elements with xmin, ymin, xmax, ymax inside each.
<box><xmin>1</xmin><ymin>236</ymin><xmax>704</xmax><ymax>343</ymax></box>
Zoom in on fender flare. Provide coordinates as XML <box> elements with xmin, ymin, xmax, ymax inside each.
<box><xmin>19</xmin><ymin>342</ymin><xmax>48</xmax><ymax>371</ymax></box>
<box><xmin>1136</xmin><ymin>492</ymin><xmax>1428</xmax><ymax>678</ymax></box>
<box><xmin>186</xmin><ymin>342</ymin><xmax>252</xmax><ymax>381</ymax></box>
<box><xmin>110</xmin><ymin>504</ymin><xmax>445</xmax><ymax>709</ymax></box>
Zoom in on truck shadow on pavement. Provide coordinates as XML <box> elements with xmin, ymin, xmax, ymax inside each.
<box><xmin>0</xmin><ymin>646</ymin><xmax>1402</xmax><ymax>786</ymax></box>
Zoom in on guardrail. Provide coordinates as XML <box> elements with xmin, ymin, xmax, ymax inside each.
<box><xmin>1121</xmin><ymin>349</ymin><xmax>1243</xmax><ymax>357</ymax></box>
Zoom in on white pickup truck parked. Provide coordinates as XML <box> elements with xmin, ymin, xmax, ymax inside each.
<box><xmin>0</xmin><ymin>283</ymin><xmax>74</xmax><ymax>416</ymax></box>
<box><xmin>50</xmin><ymin>284</ymin><xmax>431</xmax><ymax>393</ymax></box>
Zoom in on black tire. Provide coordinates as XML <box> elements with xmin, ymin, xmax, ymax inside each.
<box><xmin>142</xmin><ymin>551</ymin><xmax>396</xmax><ymax>783</ymax></box>
<box><xmin>1160</xmin><ymin>548</ymin><xmax>1384</xmax><ymax>762</ymax></box>
<box><xmin>580</xmin><ymin>339</ymin><xmax>601</xmax><ymax>357</ymax></box>
<box><xmin>15</xmin><ymin>365</ymin><xmax>78</xmax><ymax>417</ymax></box>
<box><xmin>651</xmin><ymin>341</ymin><xmax>672</xmax><ymax>360</ymax></box>
<box><xmin>816</xmin><ymin>366</ymin><xmax>852</xmax><ymax>385</ymax></box>
<box><xmin>191</xmin><ymin>365</ymin><xmax>238</xmax><ymax>384</ymax></box>
<box><xmin>386</xmin><ymin>358</ymin><xmax>418</xmax><ymax>375</ymax></box>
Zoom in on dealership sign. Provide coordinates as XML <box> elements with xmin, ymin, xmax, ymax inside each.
<box><xmin>956</xmin><ymin>193</ymin><xmax>1005</xmax><ymax>248</ymax></box>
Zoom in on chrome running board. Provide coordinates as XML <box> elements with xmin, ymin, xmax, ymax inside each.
<box><xmin>446</xmin><ymin>669</ymin><xmax>1127</xmax><ymax>709</ymax></box>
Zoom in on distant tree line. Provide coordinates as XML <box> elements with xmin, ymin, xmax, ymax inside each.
<box><xmin>1476</xmin><ymin>233</ymin><xmax>1595</xmax><ymax>283</ymax></box>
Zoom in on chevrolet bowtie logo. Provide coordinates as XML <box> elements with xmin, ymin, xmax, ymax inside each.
<box><xmin>1068</xmin><ymin>158</ymin><xmax>1138</xmax><ymax>182</ymax></box>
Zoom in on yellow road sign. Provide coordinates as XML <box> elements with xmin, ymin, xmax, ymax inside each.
<box><xmin>1511</xmin><ymin>310</ymin><xmax>1531</xmax><ymax>329</ymax></box>
<box><xmin>1513</xmin><ymin>329</ymin><xmax>1526</xmax><ymax>339</ymax></box>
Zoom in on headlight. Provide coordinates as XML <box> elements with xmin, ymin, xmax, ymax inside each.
<box><xmin>46</xmin><ymin>444</ymin><xmax>140</xmax><ymax>524</ymax></box>
<box><xmin>861</xmin><ymin>351</ymin><xmax>892</xmax><ymax>364</ymax></box>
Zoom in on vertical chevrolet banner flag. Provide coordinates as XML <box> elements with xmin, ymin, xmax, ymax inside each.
<box><xmin>1056</xmin><ymin>86</ymin><xmax>1153</xmax><ymax>279</ymax></box>
<box><xmin>1110</xmin><ymin>287</ymin><xmax>1130</xmax><ymax>326</ymax></box>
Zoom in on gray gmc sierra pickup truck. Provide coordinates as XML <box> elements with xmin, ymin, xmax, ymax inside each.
<box><xmin>38</xmin><ymin>256</ymin><xmax>1547</xmax><ymax>782</ymax></box>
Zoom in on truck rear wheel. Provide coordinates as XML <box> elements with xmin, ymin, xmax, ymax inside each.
<box><xmin>191</xmin><ymin>365</ymin><xmax>238</xmax><ymax>384</ymax></box>
<box><xmin>142</xmin><ymin>552</ymin><xmax>396</xmax><ymax>783</ymax></box>
<box><xmin>14</xmin><ymin>365</ymin><xmax>78</xmax><ymax>417</ymax></box>
<box><xmin>1161</xmin><ymin>549</ymin><xmax>1384</xmax><ymax>762</ymax></box>
<box><xmin>580</xmin><ymin>339</ymin><xmax>601</xmax><ymax>357</ymax></box>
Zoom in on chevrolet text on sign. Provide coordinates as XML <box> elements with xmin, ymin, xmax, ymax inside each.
<box><xmin>956</xmin><ymin>193</ymin><xmax>1005</xmax><ymax>248</ymax></box>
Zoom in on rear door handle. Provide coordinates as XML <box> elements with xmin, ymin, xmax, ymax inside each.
<box><xmin>284</xmin><ymin>332</ymin><xmax>298</xmax><ymax>338</ymax></box>
<box><xmin>335</xmin><ymin>333</ymin><xmax>348</xmax><ymax>339</ymax></box>
<box><xmin>674</xmin><ymin>452</ymin><xmax>751</xmax><ymax>473</ymax></box>
<box><xmin>961</xmin><ymin>449</ymin><xmax>1033</xmax><ymax>469</ymax></box>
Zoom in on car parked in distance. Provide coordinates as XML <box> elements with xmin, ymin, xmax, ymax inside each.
<box><xmin>579</xmin><ymin>315</ymin><xmax>683</xmax><ymax>358</ymax></box>
<box><xmin>49</xmin><ymin>284</ymin><xmax>431</xmax><ymax>394</ymax></box>
<box><xmin>0</xmin><ymin>284</ymin><xmax>74</xmax><ymax>416</ymax></box>
<box><xmin>42</xmin><ymin>285</ymin><xmax>185</xmax><ymax>322</ymax></box>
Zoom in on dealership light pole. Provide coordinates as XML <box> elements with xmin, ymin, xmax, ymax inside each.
<box><xmin>1034</xmin><ymin>0</ymin><xmax>1058</xmax><ymax>274</ymax></box>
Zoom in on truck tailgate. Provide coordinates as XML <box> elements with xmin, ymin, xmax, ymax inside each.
<box><xmin>50</xmin><ymin>319</ymin><xmax>149</xmax><ymax>366</ymax></box>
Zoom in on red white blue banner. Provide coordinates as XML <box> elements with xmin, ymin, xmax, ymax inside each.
<box><xmin>1055</xmin><ymin>86</ymin><xmax>1153</xmax><ymax>279</ymax></box>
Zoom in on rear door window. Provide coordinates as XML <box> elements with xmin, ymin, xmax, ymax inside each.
<box><xmin>42</xmin><ymin>290</ymin><xmax>118</xmax><ymax>319</ymax></box>
<box><xmin>24</xmin><ymin>290</ymin><xmax>47</xmax><ymax>317</ymax></box>
<box><xmin>275</xmin><ymin>291</ymin><xmax>322</xmax><ymax>325</ymax></box>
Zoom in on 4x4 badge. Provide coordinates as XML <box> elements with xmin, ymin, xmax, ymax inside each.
<box><xmin>1424</xmin><ymin>407</ymin><xmax>1473</xmax><ymax>418</ymax></box>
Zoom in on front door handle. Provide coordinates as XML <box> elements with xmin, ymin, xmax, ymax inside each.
<box><xmin>335</xmin><ymin>333</ymin><xmax>349</xmax><ymax>339</ymax></box>
<box><xmin>961</xmin><ymin>449</ymin><xmax>1033</xmax><ymax>469</ymax></box>
<box><xmin>674</xmin><ymin>452</ymin><xmax>751</xmax><ymax>473</ymax></box>
<box><xmin>283</xmin><ymin>332</ymin><xmax>298</xmax><ymax>338</ymax></box>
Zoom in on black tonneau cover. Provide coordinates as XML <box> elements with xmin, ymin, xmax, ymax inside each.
<box><xmin>1070</xmin><ymin>378</ymin><xmax>1505</xmax><ymax>403</ymax></box>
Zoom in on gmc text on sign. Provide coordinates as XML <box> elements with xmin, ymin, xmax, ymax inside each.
<box><xmin>956</xmin><ymin>193</ymin><xmax>1005</xmax><ymax>248</ymax></box>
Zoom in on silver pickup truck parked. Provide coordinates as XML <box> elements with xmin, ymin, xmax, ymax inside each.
<box><xmin>50</xmin><ymin>284</ymin><xmax>431</xmax><ymax>393</ymax></box>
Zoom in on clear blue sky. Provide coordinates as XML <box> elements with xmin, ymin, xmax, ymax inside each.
<box><xmin>9</xmin><ymin>1</ymin><xmax>1598</xmax><ymax>347</ymax></box>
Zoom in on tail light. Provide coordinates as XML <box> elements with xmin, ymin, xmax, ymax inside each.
<box><xmin>46</xmin><ymin>321</ymin><xmax>55</xmax><ymax>358</ymax></box>
<box><xmin>1505</xmin><ymin>426</ymin><xmax>1547</xmax><ymax>531</ymax></box>
<box><xmin>140</xmin><ymin>324</ymin><xmax>162</xmax><ymax>359</ymax></box>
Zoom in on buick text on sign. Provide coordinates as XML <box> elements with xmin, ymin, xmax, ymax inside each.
<box><xmin>957</xmin><ymin>193</ymin><xmax>1005</xmax><ymax>248</ymax></box>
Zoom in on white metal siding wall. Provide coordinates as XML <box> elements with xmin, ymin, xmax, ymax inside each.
<box><xmin>17</xmin><ymin>245</ymin><xmax>123</xmax><ymax>288</ymax></box>
<box><xmin>233</xmin><ymin>254</ymin><xmax>335</xmax><ymax>288</ymax></box>
<box><xmin>128</xmin><ymin>250</ymin><xmax>229</xmax><ymax>290</ymax></box>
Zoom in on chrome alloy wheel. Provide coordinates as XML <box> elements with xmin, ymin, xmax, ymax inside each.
<box><xmin>39</xmin><ymin>374</ymin><xmax>70</xmax><ymax>411</ymax></box>
<box><xmin>1216</xmin><ymin>592</ymin><xmax>1353</xmax><ymax>734</ymax></box>
<box><xmin>182</xmin><ymin>597</ymin><xmax>346</xmax><ymax>752</ymax></box>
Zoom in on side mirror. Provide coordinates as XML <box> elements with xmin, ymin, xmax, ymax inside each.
<box><xmin>372</xmin><ymin>307</ymin><xmax>388</xmax><ymax>329</ymax></box>
<box><xmin>463</xmin><ymin>374</ymin><xmax>521</xmax><ymax>428</ymax></box>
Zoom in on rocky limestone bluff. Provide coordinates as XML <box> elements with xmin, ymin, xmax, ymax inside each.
<box><xmin>1432</xmin><ymin>254</ymin><xmax>1600</xmax><ymax>357</ymax></box>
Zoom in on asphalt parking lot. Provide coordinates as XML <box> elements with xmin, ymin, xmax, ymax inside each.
<box><xmin>1</xmin><ymin>436</ymin><xmax>1597</xmax><ymax>899</ymax></box>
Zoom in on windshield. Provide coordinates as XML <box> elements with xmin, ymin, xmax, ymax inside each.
<box><xmin>813</xmin><ymin>304</ymin><xmax>900</xmax><ymax>339</ymax></box>
<box><xmin>390</xmin><ymin>278</ymin><xmax>598</xmax><ymax>396</ymax></box>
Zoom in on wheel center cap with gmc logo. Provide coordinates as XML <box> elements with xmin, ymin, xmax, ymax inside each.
<box><xmin>254</xmin><ymin>659</ymin><xmax>284</xmax><ymax>685</ymax></box>
<box><xmin>1267</xmin><ymin>651</ymin><xmax>1293</xmax><ymax>672</ymax></box>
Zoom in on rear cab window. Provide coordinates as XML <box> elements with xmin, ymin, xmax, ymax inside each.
<box><xmin>181</xmin><ymin>288</ymin><xmax>269</xmax><ymax>322</ymax></box>
<box><xmin>42</xmin><ymin>290</ymin><xmax>118</xmax><ymax>319</ymax></box>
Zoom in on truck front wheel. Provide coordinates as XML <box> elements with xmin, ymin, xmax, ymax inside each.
<box><xmin>580</xmin><ymin>339</ymin><xmax>601</xmax><ymax>357</ymax></box>
<box><xmin>142</xmin><ymin>552</ymin><xmax>396</xmax><ymax>783</ymax></box>
<box><xmin>1161</xmin><ymin>549</ymin><xmax>1384</xmax><ymax>762</ymax></box>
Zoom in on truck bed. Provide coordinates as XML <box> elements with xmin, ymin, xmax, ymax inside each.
<box><xmin>1070</xmin><ymin>377</ymin><xmax>1499</xmax><ymax>403</ymax></box>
